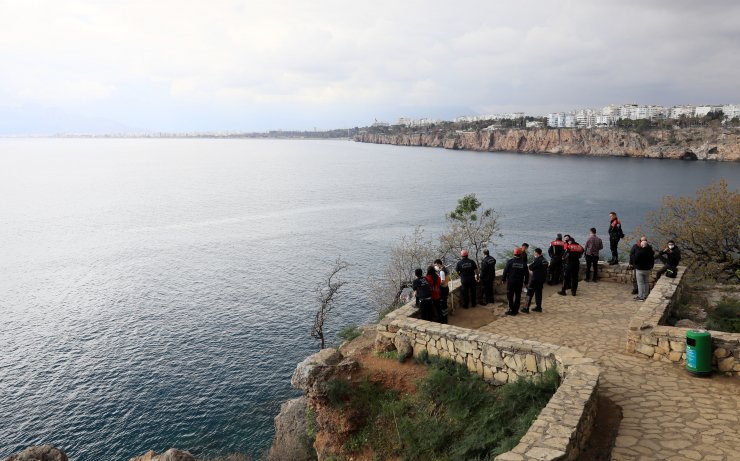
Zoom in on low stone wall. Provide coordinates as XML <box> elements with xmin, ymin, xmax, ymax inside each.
<box><xmin>625</xmin><ymin>266</ymin><xmax>740</xmax><ymax>376</ymax></box>
<box><xmin>377</xmin><ymin>312</ymin><xmax>600</xmax><ymax>460</ymax></box>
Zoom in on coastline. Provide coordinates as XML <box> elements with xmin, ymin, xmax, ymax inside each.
<box><xmin>355</xmin><ymin>126</ymin><xmax>740</xmax><ymax>161</ymax></box>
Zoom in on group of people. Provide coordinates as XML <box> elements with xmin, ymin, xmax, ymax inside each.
<box><xmin>412</xmin><ymin>211</ymin><xmax>682</xmax><ymax>321</ymax></box>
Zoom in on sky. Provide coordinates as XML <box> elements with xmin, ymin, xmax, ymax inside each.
<box><xmin>0</xmin><ymin>0</ymin><xmax>738</xmax><ymax>134</ymax></box>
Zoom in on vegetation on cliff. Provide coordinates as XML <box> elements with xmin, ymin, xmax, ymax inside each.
<box><xmin>325</xmin><ymin>354</ymin><xmax>559</xmax><ymax>460</ymax></box>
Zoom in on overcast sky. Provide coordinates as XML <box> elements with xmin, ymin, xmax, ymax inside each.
<box><xmin>1</xmin><ymin>0</ymin><xmax>738</xmax><ymax>133</ymax></box>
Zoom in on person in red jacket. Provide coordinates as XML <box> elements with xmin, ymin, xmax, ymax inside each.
<box><xmin>547</xmin><ymin>234</ymin><xmax>566</xmax><ymax>285</ymax></box>
<box><xmin>425</xmin><ymin>265</ymin><xmax>444</xmax><ymax>323</ymax></box>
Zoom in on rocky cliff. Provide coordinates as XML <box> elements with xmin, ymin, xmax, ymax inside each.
<box><xmin>356</xmin><ymin>127</ymin><xmax>740</xmax><ymax>161</ymax></box>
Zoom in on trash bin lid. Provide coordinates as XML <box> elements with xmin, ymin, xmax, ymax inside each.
<box><xmin>686</xmin><ymin>329</ymin><xmax>711</xmax><ymax>339</ymax></box>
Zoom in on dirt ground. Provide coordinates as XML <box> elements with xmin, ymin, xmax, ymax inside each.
<box><xmin>579</xmin><ymin>395</ymin><xmax>622</xmax><ymax>461</ymax></box>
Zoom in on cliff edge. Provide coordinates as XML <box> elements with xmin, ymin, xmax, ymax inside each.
<box><xmin>355</xmin><ymin>127</ymin><xmax>740</xmax><ymax>161</ymax></box>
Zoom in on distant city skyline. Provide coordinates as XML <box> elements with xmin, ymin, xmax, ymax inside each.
<box><xmin>1</xmin><ymin>1</ymin><xmax>739</xmax><ymax>135</ymax></box>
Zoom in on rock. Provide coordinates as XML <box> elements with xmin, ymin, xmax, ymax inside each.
<box><xmin>5</xmin><ymin>445</ymin><xmax>68</xmax><ymax>461</ymax></box>
<box><xmin>718</xmin><ymin>357</ymin><xmax>735</xmax><ymax>373</ymax></box>
<box><xmin>675</xmin><ymin>319</ymin><xmax>698</xmax><ymax>328</ymax></box>
<box><xmin>291</xmin><ymin>348</ymin><xmax>343</xmax><ymax>395</ymax></box>
<box><xmin>266</xmin><ymin>396</ymin><xmax>314</xmax><ymax>461</ymax></box>
<box><xmin>128</xmin><ymin>449</ymin><xmax>196</xmax><ymax>461</ymax></box>
<box><xmin>394</xmin><ymin>335</ymin><xmax>412</xmax><ymax>361</ymax></box>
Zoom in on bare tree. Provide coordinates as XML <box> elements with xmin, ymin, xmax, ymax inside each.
<box><xmin>439</xmin><ymin>194</ymin><xmax>502</xmax><ymax>266</ymax></box>
<box><xmin>311</xmin><ymin>258</ymin><xmax>349</xmax><ymax>349</ymax></box>
<box><xmin>633</xmin><ymin>180</ymin><xmax>739</xmax><ymax>282</ymax></box>
<box><xmin>369</xmin><ymin>226</ymin><xmax>437</xmax><ymax>313</ymax></box>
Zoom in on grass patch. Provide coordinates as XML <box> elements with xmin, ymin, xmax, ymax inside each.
<box><xmin>334</xmin><ymin>355</ymin><xmax>559</xmax><ymax>460</ymax></box>
<box><xmin>378</xmin><ymin>305</ymin><xmax>396</xmax><ymax>321</ymax></box>
<box><xmin>706</xmin><ymin>298</ymin><xmax>740</xmax><ymax>333</ymax></box>
<box><xmin>337</xmin><ymin>324</ymin><xmax>362</xmax><ymax>342</ymax></box>
<box><xmin>374</xmin><ymin>349</ymin><xmax>399</xmax><ymax>360</ymax></box>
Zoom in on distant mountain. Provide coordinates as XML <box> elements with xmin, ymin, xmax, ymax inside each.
<box><xmin>0</xmin><ymin>105</ymin><xmax>135</xmax><ymax>136</ymax></box>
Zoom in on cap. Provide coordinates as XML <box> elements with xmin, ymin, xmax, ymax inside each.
<box><xmin>460</xmin><ymin>249</ymin><xmax>468</xmax><ymax>257</ymax></box>
<box><xmin>513</xmin><ymin>247</ymin><xmax>522</xmax><ymax>256</ymax></box>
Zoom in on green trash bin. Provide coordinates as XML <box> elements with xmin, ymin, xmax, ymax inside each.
<box><xmin>686</xmin><ymin>329</ymin><xmax>711</xmax><ymax>375</ymax></box>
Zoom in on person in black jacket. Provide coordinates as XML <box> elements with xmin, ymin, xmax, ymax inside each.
<box><xmin>656</xmin><ymin>240</ymin><xmax>681</xmax><ymax>278</ymax></box>
<box><xmin>633</xmin><ymin>240</ymin><xmax>655</xmax><ymax>301</ymax></box>
<box><xmin>412</xmin><ymin>268</ymin><xmax>433</xmax><ymax>320</ymax></box>
<box><xmin>558</xmin><ymin>236</ymin><xmax>584</xmax><ymax>296</ymax></box>
<box><xmin>456</xmin><ymin>249</ymin><xmax>479</xmax><ymax>309</ymax></box>
<box><xmin>628</xmin><ymin>237</ymin><xmax>646</xmax><ymax>295</ymax></box>
<box><xmin>523</xmin><ymin>248</ymin><xmax>548</xmax><ymax>313</ymax></box>
<box><xmin>501</xmin><ymin>247</ymin><xmax>529</xmax><ymax>316</ymax></box>
<box><xmin>608</xmin><ymin>212</ymin><xmax>624</xmax><ymax>265</ymax></box>
<box><xmin>480</xmin><ymin>249</ymin><xmax>497</xmax><ymax>305</ymax></box>
<box><xmin>547</xmin><ymin>234</ymin><xmax>565</xmax><ymax>285</ymax></box>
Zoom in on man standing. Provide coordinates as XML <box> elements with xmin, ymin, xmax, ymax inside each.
<box><xmin>502</xmin><ymin>247</ymin><xmax>529</xmax><ymax>315</ymax></box>
<box><xmin>412</xmin><ymin>268</ymin><xmax>432</xmax><ymax>320</ymax></box>
<box><xmin>480</xmin><ymin>249</ymin><xmax>497</xmax><ymax>305</ymax></box>
<box><xmin>524</xmin><ymin>248</ymin><xmax>548</xmax><ymax>313</ymax></box>
<box><xmin>628</xmin><ymin>237</ymin><xmax>646</xmax><ymax>295</ymax></box>
<box><xmin>608</xmin><ymin>212</ymin><xmax>624</xmax><ymax>265</ymax></box>
<box><xmin>584</xmin><ymin>227</ymin><xmax>604</xmax><ymax>282</ymax></box>
<box><xmin>456</xmin><ymin>249</ymin><xmax>479</xmax><ymax>309</ymax></box>
<box><xmin>520</xmin><ymin>243</ymin><xmax>530</xmax><ymax>263</ymax></box>
<box><xmin>558</xmin><ymin>236</ymin><xmax>584</xmax><ymax>296</ymax></box>
<box><xmin>547</xmin><ymin>234</ymin><xmax>566</xmax><ymax>285</ymax></box>
<box><xmin>634</xmin><ymin>239</ymin><xmax>655</xmax><ymax>301</ymax></box>
<box><xmin>434</xmin><ymin>259</ymin><xmax>450</xmax><ymax>322</ymax></box>
<box><xmin>656</xmin><ymin>240</ymin><xmax>682</xmax><ymax>278</ymax></box>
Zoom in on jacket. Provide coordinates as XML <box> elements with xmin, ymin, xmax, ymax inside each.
<box><xmin>502</xmin><ymin>258</ymin><xmax>529</xmax><ymax>286</ymax></box>
<box><xmin>585</xmin><ymin>234</ymin><xmax>604</xmax><ymax>256</ymax></box>
<box><xmin>529</xmin><ymin>256</ymin><xmax>549</xmax><ymax>283</ymax></box>
<box><xmin>634</xmin><ymin>245</ymin><xmax>655</xmax><ymax>271</ymax></box>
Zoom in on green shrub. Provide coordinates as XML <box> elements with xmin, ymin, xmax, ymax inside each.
<box><xmin>706</xmin><ymin>298</ymin><xmax>740</xmax><ymax>333</ymax></box>
<box><xmin>326</xmin><ymin>379</ymin><xmax>352</xmax><ymax>408</ymax></box>
<box><xmin>337</xmin><ymin>357</ymin><xmax>559</xmax><ymax>460</ymax></box>
<box><xmin>375</xmin><ymin>350</ymin><xmax>399</xmax><ymax>360</ymax></box>
<box><xmin>337</xmin><ymin>324</ymin><xmax>362</xmax><ymax>342</ymax></box>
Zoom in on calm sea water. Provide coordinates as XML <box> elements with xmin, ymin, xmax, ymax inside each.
<box><xmin>1</xmin><ymin>139</ymin><xmax>738</xmax><ymax>460</ymax></box>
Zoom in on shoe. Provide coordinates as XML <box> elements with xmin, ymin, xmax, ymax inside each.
<box><xmin>533</xmin><ymin>307</ymin><xmax>543</xmax><ymax>312</ymax></box>
<box><xmin>584</xmin><ymin>278</ymin><xmax>591</xmax><ymax>282</ymax></box>
<box><xmin>633</xmin><ymin>296</ymin><xmax>644</xmax><ymax>301</ymax></box>
<box><xmin>631</xmin><ymin>289</ymin><xmax>638</xmax><ymax>295</ymax></box>
<box><xmin>521</xmin><ymin>308</ymin><xmax>530</xmax><ymax>314</ymax></box>
<box><xmin>504</xmin><ymin>310</ymin><xmax>517</xmax><ymax>316</ymax></box>
<box><xmin>557</xmin><ymin>291</ymin><xmax>566</xmax><ymax>296</ymax></box>
<box><xmin>608</xmin><ymin>260</ymin><xmax>618</xmax><ymax>265</ymax></box>
<box><xmin>572</xmin><ymin>292</ymin><xmax>577</xmax><ymax>296</ymax></box>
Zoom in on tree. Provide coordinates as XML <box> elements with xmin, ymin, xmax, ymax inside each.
<box><xmin>635</xmin><ymin>180</ymin><xmax>739</xmax><ymax>282</ymax></box>
<box><xmin>311</xmin><ymin>258</ymin><xmax>349</xmax><ymax>349</ymax></box>
<box><xmin>439</xmin><ymin>194</ymin><xmax>502</xmax><ymax>266</ymax></box>
<box><xmin>369</xmin><ymin>226</ymin><xmax>437</xmax><ymax>313</ymax></box>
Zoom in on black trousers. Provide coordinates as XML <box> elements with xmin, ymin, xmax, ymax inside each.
<box><xmin>585</xmin><ymin>255</ymin><xmax>599</xmax><ymax>280</ymax></box>
<box><xmin>460</xmin><ymin>279</ymin><xmax>477</xmax><ymax>308</ymax></box>
<box><xmin>418</xmin><ymin>298</ymin><xmax>433</xmax><ymax>321</ymax></box>
<box><xmin>527</xmin><ymin>280</ymin><xmax>544</xmax><ymax>309</ymax></box>
<box><xmin>610</xmin><ymin>237</ymin><xmax>620</xmax><ymax>261</ymax></box>
<box><xmin>548</xmin><ymin>259</ymin><xmax>562</xmax><ymax>285</ymax></box>
<box><xmin>506</xmin><ymin>281</ymin><xmax>524</xmax><ymax>312</ymax></box>
<box><xmin>482</xmin><ymin>278</ymin><xmax>495</xmax><ymax>304</ymax></box>
<box><xmin>562</xmin><ymin>265</ymin><xmax>580</xmax><ymax>294</ymax></box>
<box><xmin>440</xmin><ymin>285</ymin><xmax>450</xmax><ymax>320</ymax></box>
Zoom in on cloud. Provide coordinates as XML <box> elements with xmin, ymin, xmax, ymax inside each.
<box><xmin>0</xmin><ymin>0</ymin><xmax>738</xmax><ymax>132</ymax></box>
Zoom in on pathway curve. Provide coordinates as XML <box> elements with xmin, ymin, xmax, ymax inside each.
<box><xmin>476</xmin><ymin>281</ymin><xmax>739</xmax><ymax>461</ymax></box>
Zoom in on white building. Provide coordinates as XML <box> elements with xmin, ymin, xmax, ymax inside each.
<box><xmin>547</xmin><ymin>113</ymin><xmax>575</xmax><ymax>128</ymax></box>
<box><xmin>695</xmin><ymin>105</ymin><xmax>723</xmax><ymax>117</ymax></box>
<box><xmin>722</xmin><ymin>104</ymin><xmax>740</xmax><ymax>119</ymax></box>
<box><xmin>526</xmin><ymin>121</ymin><xmax>544</xmax><ymax>128</ymax></box>
<box><xmin>670</xmin><ymin>106</ymin><xmax>696</xmax><ymax>119</ymax></box>
<box><xmin>594</xmin><ymin>115</ymin><xmax>617</xmax><ymax>127</ymax></box>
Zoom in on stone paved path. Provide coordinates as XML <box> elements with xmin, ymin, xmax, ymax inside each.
<box><xmin>476</xmin><ymin>281</ymin><xmax>739</xmax><ymax>461</ymax></box>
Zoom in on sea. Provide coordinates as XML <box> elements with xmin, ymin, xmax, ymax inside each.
<box><xmin>1</xmin><ymin>138</ymin><xmax>738</xmax><ymax>460</ymax></box>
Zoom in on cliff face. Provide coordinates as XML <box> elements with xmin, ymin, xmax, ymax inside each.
<box><xmin>356</xmin><ymin>127</ymin><xmax>740</xmax><ymax>161</ymax></box>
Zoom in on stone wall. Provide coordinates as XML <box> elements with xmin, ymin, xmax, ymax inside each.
<box><xmin>625</xmin><ymin>267</ymin><xmax>740</xmax><ymax>376</ymax></box>
<box><xmin>377</xmin><ymin>309</ymin><xmax>600</xmax><ymax>461</ymax></box>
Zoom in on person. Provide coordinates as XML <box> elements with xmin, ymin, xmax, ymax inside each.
<box><xmin>547</xmin><ymin>234</ymin><xmax>566</xmax><ymax>285</ymax></box>
<box><xmin>480</xmin><ymin>249</ymin><xmax>497</xmax><ymax>305</ymax></box>
<box><xmin>634</xmin><ymin>239</ymin><xmax>655</xmax><ymax>301</ymax></box>
<box><xmin>628</xmin><ymin>237</ymin><xmax>646</xmax><ymax>295</ymax></box>
<box><xmin>412</xmin><ymin>268</ymin><xmax>433</xmax><ymax>320</ymax></box>
<box><xmin>501</xmin><ymin>247</ymin><xmax>529</xmax><ymax>315</ymax></box>
<box><xmin>425</xmin><ymin>266</ymin><xmax>442</xmax><ymax>323</ymax></box>
<box><xmin>520</xmin><ymin>243</ymin><xmax>530</xmax><ymax>263</ymax></box>
<box><xmin>434</xmin><ymin>259</ymin><xmax>450</xmax><ymax>323</ymax></box>
<box><xmin>455</xmin><ymin>249</ymin><xmax>479</xmax><ymax>309</ymax></box>
<box><xmin>558</xmin><ymin>235</ymin><xmax>584</xmax><ymax>296</ymax></box>
<box><xmin>584</xmin><ymin>227</ymin><xmax>604</xmax><ymax>282</ymax></box>
<box><xmin>656</xmin><ymin>241</ymin><xmax>681</xmax><ymax>279</ymax></box>
<box><xmin>607</xmin><ymin>212</ymin><xmax>624</xmax><ymax>265</ymax></box>
<box><xmin>524</xmin><ymin>248</ymin><xmax>548</xmax><ymax>313</ymax></box>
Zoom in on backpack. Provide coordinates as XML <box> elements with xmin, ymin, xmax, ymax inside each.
<box><xmin>665</xmin><ymin>266</ymin><xmax>678</xmax><ymax>278</ymax></box>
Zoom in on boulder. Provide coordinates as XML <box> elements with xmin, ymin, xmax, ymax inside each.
<box><xmin>291</xmin><ymin>348</ymin><xmax>344</xmax><ymax>396</ymax></box>
<box><xmin>128</xmin><ymin>449</ymin><xmax>196</xmax><ymax>461</ymax></box>
<box><xmin>265</xmin><ymin>396</ymin><xmax>314</xmax><ymax>461</ymax></box>
<box><xmin>5</xmin><ymin>445</ymin><xmax>67</xmax><ymax>461</ymax></box>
